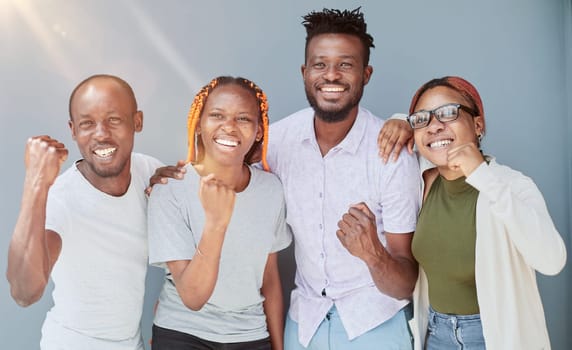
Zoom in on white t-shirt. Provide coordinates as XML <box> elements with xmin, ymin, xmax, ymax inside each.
<box><xmin>44</xmin><ymin>153</ymin><xmax>162</xmax><ymax>347</ymax></box>
<box><xmin>148</xmin><ymin>164</ymin><xmax>292</xmax><ymax>343</ymax></box>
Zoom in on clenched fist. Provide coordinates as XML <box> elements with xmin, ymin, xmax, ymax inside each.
<box><xmin>25</xmin><ymin>136</ymin><xmax>68</xmax><ymax>188</ymax></box>
<box><xmin>337</xmin><ymin>202</ymin><xmax>384</xmax><ymax>262</ymax></box>
<box><xmin>199</xmin><ymin>174</ymin><xmax>236</xmax><ymax>230</ymax></box>
<box><xmin>447</xmin><ymin>143</ymin><xmax>485</xmax><ymax>177</ymax></box>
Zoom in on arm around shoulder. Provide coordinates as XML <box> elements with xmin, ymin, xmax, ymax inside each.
<box><xmin>378</xmin><ymin>113</ymin><xmax>414</xmax><ymax>163</ymax></box>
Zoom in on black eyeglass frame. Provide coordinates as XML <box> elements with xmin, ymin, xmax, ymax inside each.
<box><xmin>407</xmin><ymin>103</ymin><xmax>477</xmax><ymax>129</ymax></box>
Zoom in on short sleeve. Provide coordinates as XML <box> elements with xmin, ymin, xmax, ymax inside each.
<box><xmin>147</xmin><ymin>181</ymin><xmax>198</xmax><ymax>268</ymax></box>
<box><xmin>45</xmin><ymin>186</ymin><xmax>70</xmax><ymax>237</ymax></box>
<box><xmin>270</xmin><ymin>198</ymin><xmax>292</xmax><ymax>253</ymax></box>
<box><xmin>379</xmin><ymin>150</ymin><xmax>421</xmax><ymax>234</ymax></box>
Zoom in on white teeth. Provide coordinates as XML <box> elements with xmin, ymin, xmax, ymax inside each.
<box><xmin>215</xmin><ymin>139</ymin><xmax>239</xmax><ymax>147</ymax></box>
<box><xmin>429</xmin><ymin>139</ymin><xmax>452</xmax><ymax>148</ymax></box>
<box><xmin>321</xmin><ymin>87</ymin><xmax>345</xmax><ymax>92</ymax></box>
<box><xmin>94</xmin><ymin>148</ymin><xmax>116</xmax><ymax>157</ymax></box>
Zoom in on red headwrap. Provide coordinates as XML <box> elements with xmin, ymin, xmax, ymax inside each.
<box><xmin>409</xmin><ymin>76</ymin><xmax>485</xmax><ymax>134</ymax></box>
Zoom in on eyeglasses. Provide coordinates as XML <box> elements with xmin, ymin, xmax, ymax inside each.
<box><xmin>407</xmin><ymin>103</ymin><xmax>477</xmax><ymax>129</ymax></box>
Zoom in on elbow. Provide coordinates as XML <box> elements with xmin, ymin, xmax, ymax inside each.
<box><xmin>13</xmin><ymin>296</ymin><xmax>38</xmax><ymax>308</ymax></box>
<box><xmin>379</xmin><ymin>283</ymin><xmax>414</xmax><ymax>301</ymax></box>
<box><xmin>395</xmin><ymin>264</ymin><xmax>418</xmax><ymax>300</ymax></box>
<box><xmin>395</xmin><ymin>294</ymin><xmax>412</xmax><ymax>301</ymax></box>
<box><xmin>174</xmin><ymin>281</ymin><xmax>213</xmax><ymax>311</ymax></box>
<box><xmin>7</xmin><ymin>272</ymin><xmax>46</xmax><ymax>307</ymax></box>
<box><xmin>387</xmin><ymin>272</ymin><xmax>417</xmax><ymax>300</ymax></box>
<box><xmin>394</xmin><ymin>287</ymin><xmax>414</xmax><ymax>301</ymax></box>
<box><xmin>534</xmin><ymin>236</ymin><xmax>568</xmax><ymax>276</ymax></box>
<box><xmin>182</xmin><ymin>297</ymin><xmax>207</xmax><ymax>311</ymax></box>
<box><xmin>184</xmin><ymin>302</ymin><xmax>205</xmax><ymax>312</ymax></box>
<box><xmin>10</xmin><ymin>286</ymin><xmax>43</xmax><ymax>307</ymax></box>
<box><xmin>539</xmin><ymin>248</ymin><xmax>567</xmax><ymax>276</ymax></box>
<box><xmin>549</xmin><ymin>252</ymin><xmax>567</xmax><ymax>276</ymax></box>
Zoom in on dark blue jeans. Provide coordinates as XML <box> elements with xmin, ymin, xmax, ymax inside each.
<box><xmin>152</xmin><ymin>324</ymin><xmax>271</xmax><ymax>350</ymax></box>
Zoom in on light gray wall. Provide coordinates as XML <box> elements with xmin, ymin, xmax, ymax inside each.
<box><xmin>565</xmin><ymin>1</ymin><xmax>572</xmax><ymax>347</ymax></box>
<box><xmin>1</xmin><ymin>0</ymin><xmax>570</xmax><ymax>348</ymax></box>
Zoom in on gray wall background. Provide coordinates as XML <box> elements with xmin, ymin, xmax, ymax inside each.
<box><xmin>1</xmin><ymin>0</ymin><xmax>570</xmax><ymax>348</ymax></box>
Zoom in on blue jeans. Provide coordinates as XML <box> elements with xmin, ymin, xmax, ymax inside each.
<box><xmin>285</xmin><ymin>305</ymin><xmax>413</xmax><ymax>350</ymax></box>
<box><xmin>425</xmin><ymin>307</ymin><xmax>485</xmax><ymax>350</ymax></box>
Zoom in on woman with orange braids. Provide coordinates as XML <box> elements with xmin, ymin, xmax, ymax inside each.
<box><xmin>147</xmin><ymin>76</ymin><xmax>291</xmax><ymax>350</ymax></box>
<box><xmin>378</xmin><ymin>76</ymin><xmax>566</xmax><ymax>349</ymax></box>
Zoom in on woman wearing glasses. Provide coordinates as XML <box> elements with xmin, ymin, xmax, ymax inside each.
<box><xmin>379</xmin><ymin>76</ymin><xmax>566</xmax><ymax>349</ymax></box>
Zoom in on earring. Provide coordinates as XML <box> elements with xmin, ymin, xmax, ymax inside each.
<box><xmin>477</xmin><ymin>133</ymin><xmax>483</xmax><ymax>142</ymax></box>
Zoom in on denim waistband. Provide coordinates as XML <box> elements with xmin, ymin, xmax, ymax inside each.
<box><xmin>429</xmin><ymin>305</ymin><xmax>481</xmax><ymax>322</ymax></box>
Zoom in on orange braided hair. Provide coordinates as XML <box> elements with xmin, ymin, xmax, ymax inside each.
<box><xmin>186</xmin><ymin>76</ymin><xmax>270</xmax><ymax>171</ymax></box>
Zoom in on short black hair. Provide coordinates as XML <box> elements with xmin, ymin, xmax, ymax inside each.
<box><xmin>68</xmin><ymin>74</ymin><xmax>137</xmax><ymax>120</ymax></box>
<box><xmin>302</xmin><ymin>7</ymin><xmax>375</xmax><ymax>65</ymax></box>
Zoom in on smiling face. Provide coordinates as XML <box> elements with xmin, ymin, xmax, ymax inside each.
<box><xmin>302</xmin><ymin>33</ymin><xmax>372</xmax><ymax>123</ymax></box>
<box><xmin>69</xmin><ymin>77</ymin><xmax>142</xmax><ymax>183</ymax></box>
<box><xmin>413</xmin><ymin>86</ymin><xmax>484</xmax><ymax>168</ymax></box>
<box><xmin>195</xmin><ymin>84</ymin><xmax>263</xmax><ymax>167</ymax></box>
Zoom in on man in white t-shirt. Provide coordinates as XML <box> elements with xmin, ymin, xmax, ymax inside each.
<box><xmin>6</xmin><ymin>74</ymin><xmax>162</xmax><ymax>349</ymax></box>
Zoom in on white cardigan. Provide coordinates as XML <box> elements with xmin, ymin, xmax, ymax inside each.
<box><xmin>411</xmin><ymin>158</ymin><xmax>567</xmax><ymax>350</ymax></box>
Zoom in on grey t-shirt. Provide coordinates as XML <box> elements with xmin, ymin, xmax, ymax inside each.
<box><xmin>147</xmin><ymin>164</ymin><xmax>292</xmax><ymax>343</ymax></box>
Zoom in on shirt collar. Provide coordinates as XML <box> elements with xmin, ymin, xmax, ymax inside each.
<box><xmin>299</xmin><ymin>107</ymin><xmax>367</xmax><ymax>155</ymax></box>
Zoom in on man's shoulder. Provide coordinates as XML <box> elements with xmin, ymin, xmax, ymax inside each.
<box><xmin>51</xmin><ymin>162</ymin><xmax>81</xmax><ymax>190</ymax></box>
<box><xmin>251</xmin><ymin>166</ymin><xmax>282</xmax><ymax>190</ymax></box>
<box><xmin>358</xmin><ymin>107</ymin><xmax>384</xmax><ymax>128</ymax></box>
<box><xmin>131</xmin><ymin>152</ymin><xmax>163</xmax><ymax>177</ymax></box>
<box><xmin>270</xmin><ymin>107</ymin><xmax>313</xmax><ymax>132</ymax></box>
<box><xmin>131</xmin><ymin>152</ymin><xmax>163</xmax><ymax>167</ymax></box>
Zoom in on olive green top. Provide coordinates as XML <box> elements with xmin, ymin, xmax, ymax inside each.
<box><xmin>412</xmin><ymin>175</ymin><xmax>480</xmax><ymax>315</ymax></box>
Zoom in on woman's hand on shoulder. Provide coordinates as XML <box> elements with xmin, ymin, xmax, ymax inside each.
<box><xmin>377</xmin><ymin>119</ymin><xmax>414</xmax><ymax>163</ymax></box>
<box><xmin>145</xmin><ymin>160</ymin><xmax>187</xmax><ymax>195</ymax></box>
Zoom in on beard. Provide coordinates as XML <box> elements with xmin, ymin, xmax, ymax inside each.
<box><xmin>305</xmin><ymin>82</ymin><xmax>365</xmax><ymax>123</ymax></box>
<box><xmin>83</xmin><ymin>156</ymin><xmax>130</xmax><ymax>179</ymax></box>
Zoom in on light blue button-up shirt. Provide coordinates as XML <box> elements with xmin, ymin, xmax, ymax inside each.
<box><xmin>267</xmin><ymin>107</ymin><xmax>421</xmax><ymax>347</ymax></box>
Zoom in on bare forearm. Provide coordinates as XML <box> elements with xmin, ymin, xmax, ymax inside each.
<box><xmin>263</xmin><ymin>290</ymin><xmax>284</xmax><ymax>350</ymax></box>
<box><xmin>337</xmin><ymin>205</ymin><xmax>418</xmax><ymax>299</ymax></box>
<box><xmin>173</xmin><ymin>257</ymin><xmax>219</xmax><ymax>311</ymax></box>
<box><xmin>261</xmin><ymin>254</ymin><xmax>284</xmax><ymax>350</ymax></box>
<box><xmin>365</xmin><ymin>246</ymin><xmax>418</xmax><ymax>300</ymax></box>
<box><xmin>8</xmin><ymin>136</ymin><xmax>68</xmax><ymax>306</ymax></box>
<box><xmin>171</xmin><ymin>222</ymin><xmax>226</xmax><ymax>311</ymax></box>
<box><xmin>7</xmin><ymin>184</ymin><xmax>52</xmax><ymax>306</ymax></box>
